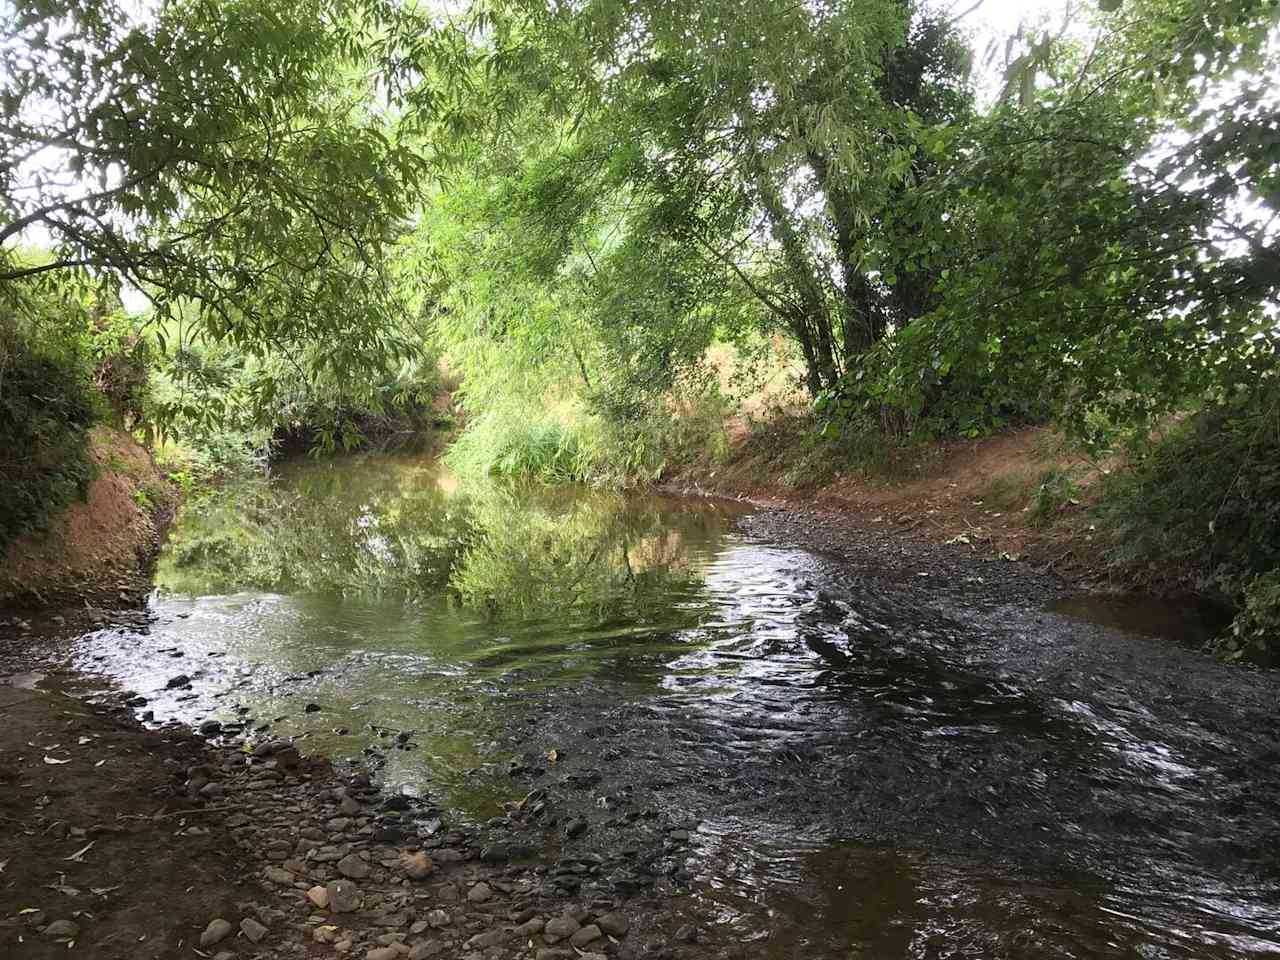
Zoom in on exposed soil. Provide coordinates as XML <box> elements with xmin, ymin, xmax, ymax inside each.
<box><xmin>0</xmin><ymin>428</ymin><xmax>175</xmax><ymax>611</ymax></box>
<box><xmin>667</xmin><ymin>422</ymin><xmax>1120</xmax><ymax>589</ymax></box>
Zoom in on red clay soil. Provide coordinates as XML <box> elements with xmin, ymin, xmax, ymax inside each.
<box><xmin>667</xmin><ymin>423</ymin><xmax>1118</xmax><ymax>588</ymax></box>
<box><xmin>0</xmin><ymin>429</ymin><xmax>175</xmax><ymax>610</ymax></box>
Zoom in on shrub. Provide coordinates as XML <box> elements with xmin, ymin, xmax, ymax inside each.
<box><xmin>1028</xmin><ymin>468</ymin><xmax>1080</xmax><ymax>528</ymax></box>
<box><xmin>0</xmin><ymin>317</ymin><xmax>99</xmax><ymax>552</ymax></box>
<box><xmin>1096</xmin><ymin>385</ymin><xmax>1280</xmax><ymax>663</ymax></box>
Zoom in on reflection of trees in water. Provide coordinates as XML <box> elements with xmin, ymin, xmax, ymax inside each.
<box><xmin>157</xmin><ymin>455</ymin><xmax>470</xmax><ymax>599</ymax></box>
<box><xmin>449</xmin><ymin>487</ymin><xmax>705</xmax><ymax>620</ymax></box>
<box><xmin>157</xmin><ymin>455</ymin><xmax>733</xmax><ymax>617</ymax></box>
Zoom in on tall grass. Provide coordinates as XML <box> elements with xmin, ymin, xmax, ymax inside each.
<box><xmin>446</xmin><ymin>408</ymin><xmax>607</xmax><ymax>483</ymax></box>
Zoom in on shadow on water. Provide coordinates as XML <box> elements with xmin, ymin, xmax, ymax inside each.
<box><xmin>1050</xmin><ymin>594</ymin><xmax>1233</xmax><ymax>649</ymax></box>
<box><xmin>72</xmin><ymin>451</ymin><xmax>1280</xmax><ymax>958</ymax></box>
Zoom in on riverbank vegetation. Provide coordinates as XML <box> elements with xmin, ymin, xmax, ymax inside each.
<box><xmin>3</xmin><ymin>0</ymin><xmax>1278</xmax><ymax>659</ymax></box>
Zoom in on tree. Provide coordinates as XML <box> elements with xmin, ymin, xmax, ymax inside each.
<box><xmin>829</xmin><ymin>0</ymin><xmax>1280</xmax><ymax>439</ymax></box>
<box><xmin>1</xmin><ymin>0</ymin><xmax>430</xmax><ymax>427</ymax></box>
<box><xmin>419</xmin><ymin>0</ymin><xmax>975</xmax><ymax>400</ymax></box>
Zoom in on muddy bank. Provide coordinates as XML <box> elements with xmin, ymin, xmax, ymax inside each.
<box><xmin>665</xmin><ymin>424</ymin><xmax>1117</xmax><ymax>588</ymax></box>
<box><xmin>0</xmin><ymin>650</ymin><xmax>723</xmax><ymax>960</ymax></box>
<box><xmin>0</xmin><ymin>428</ymin><xmax>175</xmax><ymax>612</ymax></box>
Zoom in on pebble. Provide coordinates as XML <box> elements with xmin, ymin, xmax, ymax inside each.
<box><xmin>407</xmin><ymin>943</ymin><xmax>443</xmax><ymax>960</ymax></box>
<box><xmin>674</xmin><ymin>923</ymin><xmax>698</xmax><ymax>943</ymax></box>
<box><xmin>569</xmin><ymin>924</ymin><xmax>602</xmax><ymax>947</ymax></box>
<box><xmin>327</xmin><ymin>879</ymin><xmax>362</xmax><ymax>913</ymax></box>
<box><xmin>264</xmin><ymin>866</ymin><xmax>295</xmax><ymax>884</ymax></box>
<box><xmin>424</xmin><ymin>909</ymin><xmax>450</xmax><ymax>928</ymax></box>
<box><xmin>200</xmin><ymin>918</ymin><xmax>233</xmax><ymax>946</ymax></box>
<box><xmin>240</xmin><ymin>916</ymin><xmax>269</xmax><ymax>942</ymax></box>
<box><xmin>597</xmin><ymin>911</ymin><xmax>631</xmax><ymax>937</ymax></box>
<box><xmin>165</xmin><ymin>674</ymin><xmax>191</xmax><ymax>689</ymax></box>
<box><xmin>306</xmin><ymin>885</ymin><xmax>330</xmax><ymax>909</ymax></box>
<box><xmin>465</xmin><ymin>928</ymin><xmax>510</xmax><ymax>950</ymax></box>
<box><xmin>514</xmin><ymin>917</ymin><xmax>545</xmax><ymax>937</ymax></box>
<box><xmin>543</xmin><ymin>915</ymin><xmax>581</xmax><ymax>943</ymax></box>
<box><xmin>399</xmin><ymin>850</ymin><xmax>434</xmax><ymax>879</ymax></box>
<box><xmin>337</xmin><ymin>852</ymin><xmax>371</xmax><ymax>879</ymax></box>
<box><xmin>198</xmin><ymin>719</ymin><xmax>222</xmax><ymax>735</ymax></box>
<box><xmin>466</xmin><ymin>882</ymin><xmax>493</xmax><ymax>903</ymax></box>
<box><xmin>367</xmin><ymin>948</ymin><xmax>400</xmax><ymax>960</ymax></box>
<box><xmin>339</xmin><ymin>794</ymin><xmax>363</xmax><ymax>815</ymax></box>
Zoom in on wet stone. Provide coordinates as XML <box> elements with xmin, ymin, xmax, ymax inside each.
<box><xmin>480</xmin><ymin>842</ymin><xmax>509</xmax><ymax>863</ymax></box>
<box><xmin>466</xmin><ymin>882</ymin><xmax>493</xmax><ymax>903</ymax></box>
<box><xmin>673</xmin><ymin>923</ymin><xmax>697</xmax><ymax>943</ymax></box>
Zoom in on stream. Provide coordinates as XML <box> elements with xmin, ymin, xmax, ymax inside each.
<box><xmin>73</xmin><ymin>451</ymin><xmax>1280</xmax><ymax>959</ymax></box>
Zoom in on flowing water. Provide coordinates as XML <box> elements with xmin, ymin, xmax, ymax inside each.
<box><xmin>74</xmin><ymin>451</ymin><xmax>1280</xmax><ymax>959</ymax></box>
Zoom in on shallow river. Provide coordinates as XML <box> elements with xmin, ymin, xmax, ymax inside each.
<box><xmin>75</xmin><ymin>452</ymin><xmax>1280</xmax><ymax>959</ymax></box>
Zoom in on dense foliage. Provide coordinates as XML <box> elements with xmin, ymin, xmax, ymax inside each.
<box><xmin>1098</xmin><ymin>383</ymin><xmax>1280</xmax><ymax>664</ymax></box>
<box><xmin>0</xmin><ymin>301</ymin><xmax>98</xmax><ymax>552</ymax></box>
<box><xmin>1</xmin><ymin>0</ymin><xmax>432</xmax><ymax>426</ymax></box>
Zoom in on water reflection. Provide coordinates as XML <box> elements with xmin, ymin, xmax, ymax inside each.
<box><xmin>71</xmin><ymin>451</ymin><xmax>1280</xmax><ymax>959</ymax></box>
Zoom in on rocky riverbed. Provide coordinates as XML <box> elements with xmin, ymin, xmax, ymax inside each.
<box><xmin>0</xmin><ymin>650</ymin><xmax>724</xmax><ymax>960</ymax></box>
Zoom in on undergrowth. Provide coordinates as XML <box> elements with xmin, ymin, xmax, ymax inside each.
<box><xmin>1096</xmin><ymin>385</ymin><xmax>1280</xmax><ymax>664</ymax></box>
<box><xmin>0</xmin><ymin>316</ymin><xmax>99</xmax><ymax>553</ymax></box>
